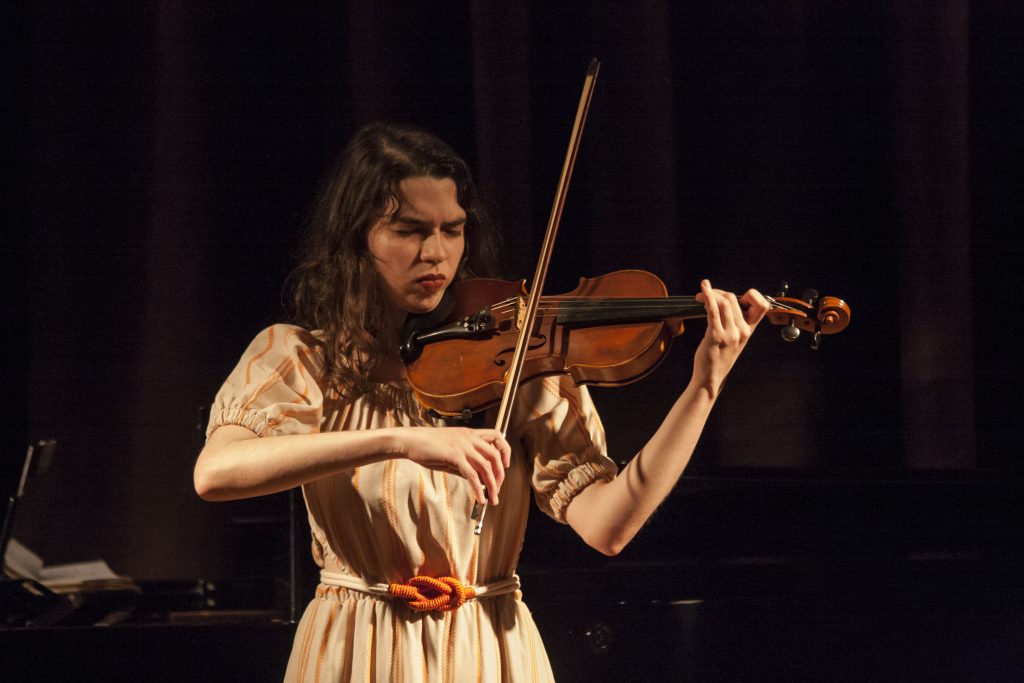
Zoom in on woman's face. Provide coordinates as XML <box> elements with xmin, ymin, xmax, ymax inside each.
<box><xmin>367</xmin><ymin>175</ymin><xmax>466</xmax><ymax>316</ymax></box>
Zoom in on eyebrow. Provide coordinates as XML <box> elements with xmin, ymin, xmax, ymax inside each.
<box><xmin>393</xmin><ymin>215</ymin><xmax>466</xmax><ymax>229</ymax></box>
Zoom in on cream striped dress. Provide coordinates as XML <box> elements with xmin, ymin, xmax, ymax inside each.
<box><xmin>207</xmin><ymin>324</ymin><xmax>617</xmax><ymax>682</ymax></box>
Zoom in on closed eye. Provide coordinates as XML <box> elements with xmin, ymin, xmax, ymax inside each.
<box><xmin>394</xmin><ymin>216</ymin><xmax>466</xmax><ymax>231</ymax></box>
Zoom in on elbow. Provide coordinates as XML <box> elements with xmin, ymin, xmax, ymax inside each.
<box><xmin>583</xmin><ymin>530</ymin><xmax>631</xmax><ymax>557</ymax></box>
<box><xmin>193</xmin><ymin>460</ymin><xmax>230</xmax><ymax>502</ymax></box>
<box><xmin>593</xmin><ymin>542</ymin><xmax>622</xmax><ymax>557</ymax></box>
<box><xmin>565</xmin><ymin>484</ymin><xmax>636</xmax><ymax>556</ymax></box>
<box><xmin>193</xmin><ymin>428</ymin><xmax>261</xmax><ymax>501</ymax></box>
<box><xmin>597</xmin><ymin>539</ymin><xmax>628</xmax><ymax>557</ymax></box>
<box><xmin>193</xmin><ymin>467</ymin><xmax>217</xmax><ymax>501</ymax></box>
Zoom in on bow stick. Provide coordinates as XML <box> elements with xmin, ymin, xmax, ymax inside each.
<box><xmin>471</xmin><ymin>58</ymin><xmax>600</xmax><ymax>534</ymax></box>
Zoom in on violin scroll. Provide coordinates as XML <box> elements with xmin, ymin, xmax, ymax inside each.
<box><xmin>765</xmin><ymin>284</ymin><xmax>851</xmax><ymax>350</ymax></box>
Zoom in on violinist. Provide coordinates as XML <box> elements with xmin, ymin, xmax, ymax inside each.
<box><xmin>194</xmin><ymin>122</ymin><xmax>770</xmax><ymax>681</ymax></box>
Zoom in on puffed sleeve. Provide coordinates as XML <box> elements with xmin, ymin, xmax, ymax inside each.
<box><xmin>206</xmin><ymin>324</ymin><xmax>329</xmax><ymax>439</ymax></box>
<box><xmin>513</xmin><ymin>375</ymin><xmax>618</xmax><ymax>523</ymax></box>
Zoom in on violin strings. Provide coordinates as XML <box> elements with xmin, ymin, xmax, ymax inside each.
<box><xmin>486</xmin><ymin>296</ymin><xmax>804</xmax><ymax>318</ymax></box>
<box><xmin>488</xmin><ymin>296</ymin><xmax>704</xmax><ymax>313</ymax></box>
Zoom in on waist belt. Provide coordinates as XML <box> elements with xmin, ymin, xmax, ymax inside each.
<box><xmin>318</xmin><ymin>570</ymin><xmax>521</xmax><ymax>612</ymax></box>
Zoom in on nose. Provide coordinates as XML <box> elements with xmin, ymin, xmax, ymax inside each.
<box><xmin>420</xmin><ymin>230</ymin><xmax>446</xmax><ymax>264</ymax></box>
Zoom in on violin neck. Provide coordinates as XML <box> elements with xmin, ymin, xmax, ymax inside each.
<box><xmin>552</xmin><ymin>296</ymin><xmax>707</xmax><ymax>326</ymax></box>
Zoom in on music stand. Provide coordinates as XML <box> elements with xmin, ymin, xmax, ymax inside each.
<box><xmin>1</xmin><ymin>440</ymin><xmax>73</xmax><ymax>627</ymax></box>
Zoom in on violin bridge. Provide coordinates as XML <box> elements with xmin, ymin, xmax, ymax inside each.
<box><xmin>515</xmin><ymin>297</ymin><xmax>527</xmax><ymax>331</ymax></box>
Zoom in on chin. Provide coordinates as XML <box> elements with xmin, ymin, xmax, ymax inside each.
<box><xmin>402</xmin><ymin>293</ymin><xmax>444</xmax><ymax>315</ymax></box>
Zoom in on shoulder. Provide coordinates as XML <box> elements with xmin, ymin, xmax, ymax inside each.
<box><xmin>238</xmin><ymin>324</ymin><xmax>327</xmax><ymax>373</ymax></box>
<box><xmin>242</xmin><ymin>324</ymin><xmax>325</xmax><ymax>351</ymax></box>
<box><xmin>210</xmin><ymin>324</ymin><xmax>333</xmax><ymax>438</ymax></box>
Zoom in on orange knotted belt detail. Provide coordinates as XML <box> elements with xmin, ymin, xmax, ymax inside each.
<box><xmin>387</xmin><ymin>575</ymin><xmax>476</xmax><ymax>612</ymax></box>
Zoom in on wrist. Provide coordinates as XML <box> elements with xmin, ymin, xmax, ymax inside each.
<box><xmin>686</xmin><ymin>373</ymin><xmax>722</xmax><ymax>404</ymax></box>
<box><xmin>378</xmin><ymin>427</ymin><xmax>405</xmax><ymax>457</ymax></box>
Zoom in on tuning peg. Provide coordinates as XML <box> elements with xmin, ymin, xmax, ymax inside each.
<box><xmin>781</xmin><ymin>319</ymin><xmax>801</xmax><ymax>342</ymax></box>
<box><xmin>810</xmin><ymin>330</ymin><xmax>822</xmax><ymax>351</ymax></box>
<box><xmin>775</xmin><ymin>281</ymin><xmax>790</xmax><ymax>298</ymax></box>
<box><xmin>800</xmin><ymin>288</ymin><xmax>819</xmax><ymax>307</ymax></box>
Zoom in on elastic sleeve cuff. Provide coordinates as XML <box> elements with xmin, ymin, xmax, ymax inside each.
<box><xmin>206</xmin><ymin>408</ymin><xmax>269</xmax><ymax>438</ymax></box>
<box><xmin>543</xmin><ymin>459</ymin><xmax>617</xmax><ymax>524</ymax></box>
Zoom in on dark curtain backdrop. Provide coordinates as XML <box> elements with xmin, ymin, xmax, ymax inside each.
<box><xmin>4</xmin><ymin>1</ymin><xmax>1021</xmax><ymax>581</ymax></box>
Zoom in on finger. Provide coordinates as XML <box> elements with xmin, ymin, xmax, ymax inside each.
<box><xmin>700</xmin><ymin>279</ymin><xmax>722</xmax><ymax>331</ymax></box>
<box><xmin>717</xmin><ymin>290</ymin><xmax>741</xmax><ymax>333</ymax></box>
<box><xmin>468</xmin><ymin>444</ymin><xmax>501</xmax><ymax>501</ymax></box>
<box><xmin>741</xmin><ymin>288</ymin><xmax>771</xmax><ymax>325</ymax></box>
<box><xmin>477</xmin><ymin>430</ymin><xmax>512</xmax><ymax>470</ymax></box>
<box><xmin>481</xmin><ymin>435</ymin><xmax>509</xmax><ymax>474</ymax></box>
<box><xmin>496</xmin><ymin>436</ymin><xmax>511</xmax><ymax>469</ymax></box>
<box><xmin>458</xmin><ymin>459</ymin><xmax>488</xmax><ymax>505</ymax></box>
<box><xmin>477</xmin><ymin>438</ymin><xmax>506</xmax><ymax>493</ymax></box>
<box><xmin>707</xmin><ymin>289</ymin><xmax>735</xmax><ymax>337</ymax></box>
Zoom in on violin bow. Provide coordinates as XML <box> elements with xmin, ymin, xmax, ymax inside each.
<box><xmin>472</xmin><ymin>58</ymin><xmax>600</xmax><ymax>534</ymax></box>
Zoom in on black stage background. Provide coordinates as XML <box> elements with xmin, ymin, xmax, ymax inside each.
<box><xmin>3</xmin><ymin>1</ymin><xmax>1023</xmax><ymax>680</ymax></box>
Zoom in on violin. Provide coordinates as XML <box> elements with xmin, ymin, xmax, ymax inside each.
<box><xmin>400</xmin><ymin>269</ymin><xmax>850</xmax><ymax>418</ymax></box>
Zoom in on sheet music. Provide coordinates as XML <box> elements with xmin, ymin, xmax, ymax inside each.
<box><xmin>3</xmin><ymin>537</ymin><xmax>44</xmax><ymax>579</ymax></box>
<box><xmin>4</xmin><ymin>537</ymin><xmax>133</xmax><ymax>593</ymax></box>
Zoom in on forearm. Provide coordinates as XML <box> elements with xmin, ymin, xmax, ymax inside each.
<box><xmin>194</xmin><ymin>425</ymin><xmax>399</xmax><ymax>501</ymax></box>
<box><xmin>566</xmin><ymin>280</ymin><xmax>769</xmax><ymax>555</ymax></box>
<box><xmin>565</xmin><ymin>379</ymin><xmax>717</xmax><ymax>555</ymax></box>
<box><xmin>195</xmin><ymin>422</ymin><xmax>511</xmax><ymax>504</ymax></box>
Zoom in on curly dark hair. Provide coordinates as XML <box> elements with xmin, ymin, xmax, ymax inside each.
<box><xmin>289</xmin><ymin>122</ymin><xmax>501</xmax><ymax>397</ymax></box>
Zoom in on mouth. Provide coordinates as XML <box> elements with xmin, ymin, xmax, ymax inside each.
<box><xmin>416</xmin><ymin>274</ymin><xmax>447</xmax><ymax>293</ymax></box>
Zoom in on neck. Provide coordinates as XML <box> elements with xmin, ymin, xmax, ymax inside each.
<box><xmin>379</xmin><ymin>302</ymin><xmax>408</xmax><ymax>349</ymax></box>
<box><xmin>369</xmin><ymin>305</ymin><xmax>410</xmax><ymax>384</ymax></box>
<box><xmin>551</xmin><ymin>295</ymin><xmax>707</xmax><ymax>326</ymax></box>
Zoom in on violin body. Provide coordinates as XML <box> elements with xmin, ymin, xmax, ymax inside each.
<box><xmin>406</xmin><ymin>270</ymin><xmax>692</xmax><ymax>416</ymax></box>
